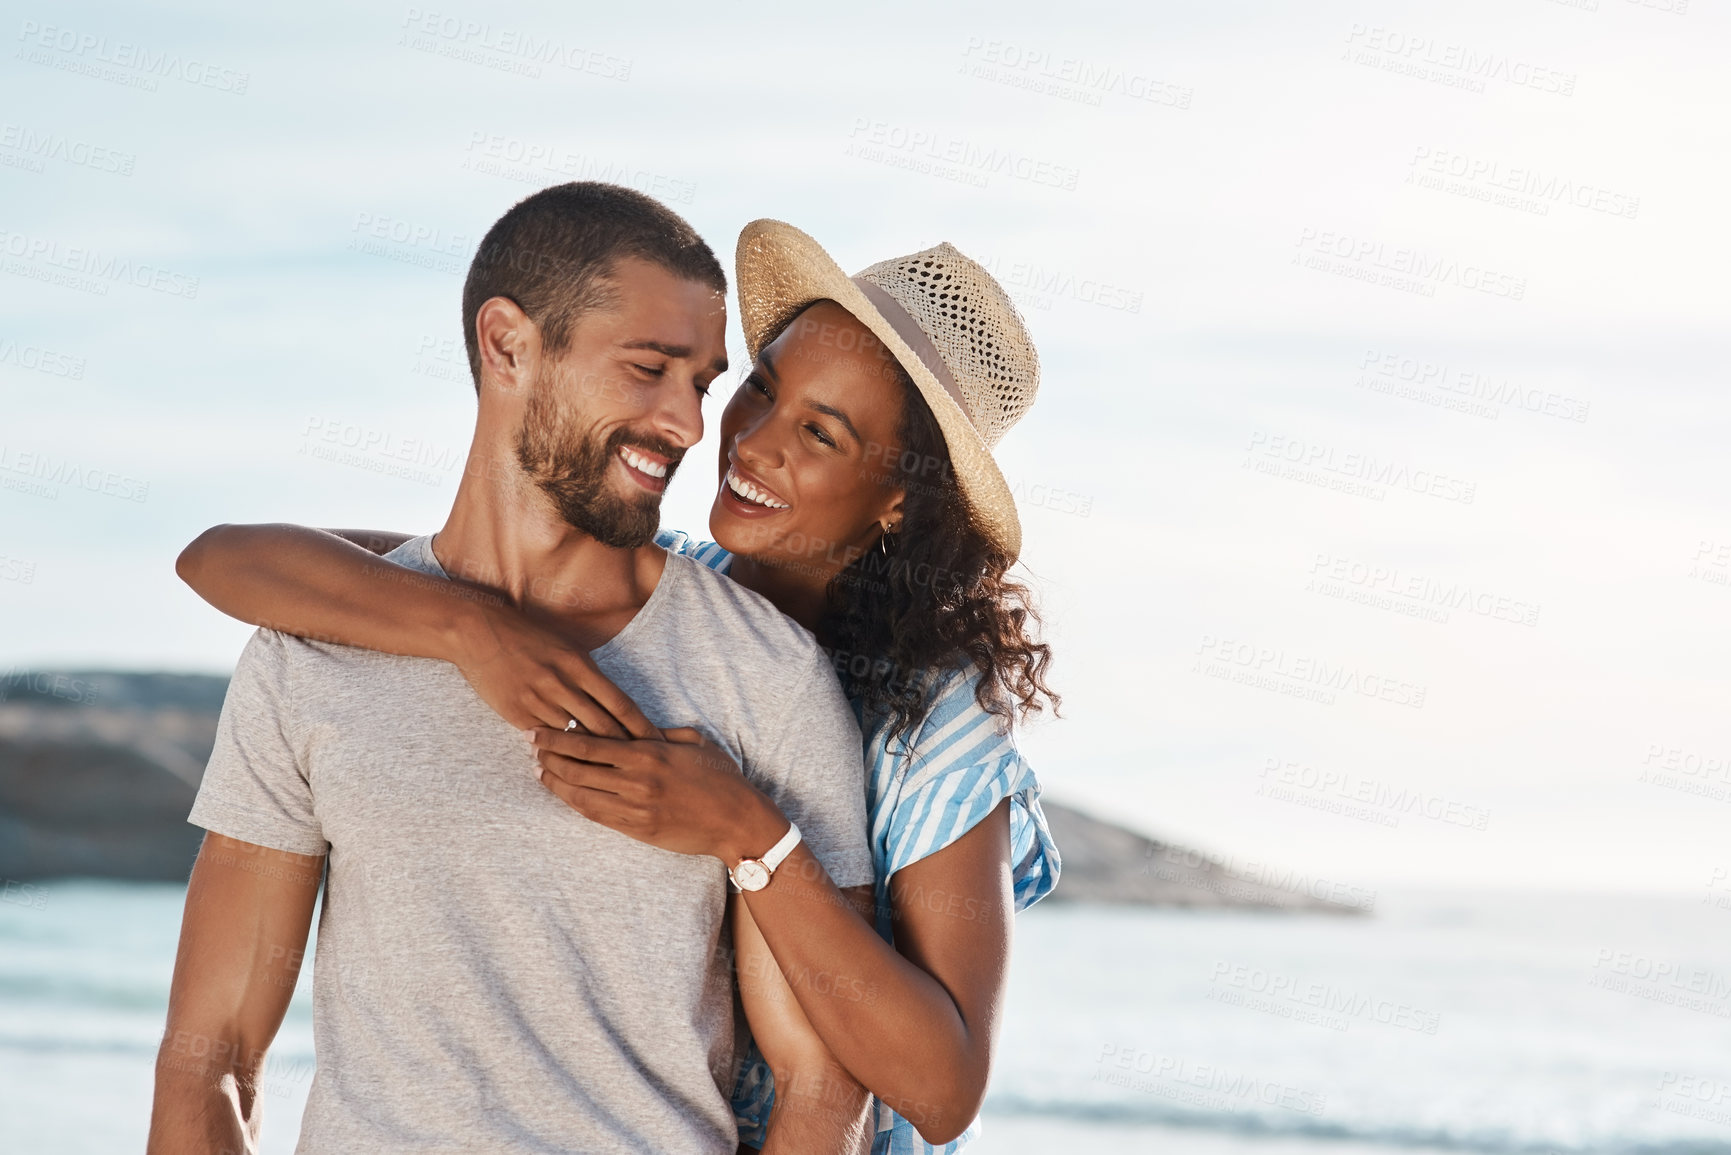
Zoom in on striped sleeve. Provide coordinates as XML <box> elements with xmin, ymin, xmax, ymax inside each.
<box><xmin>875</xmin><ymin>668</ymin><xmax>1060</xmax><ymax>912</ymax></box>
<box><xmin>655</xmin><ymin>528</ymin><xmax>732</xmax><ymax>573</ymax></box>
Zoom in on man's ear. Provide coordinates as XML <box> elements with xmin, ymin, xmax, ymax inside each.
<box><xmin>474</xmin><ymin>296</ymin><xmax>539</xmax><ymax>395</ymax></box>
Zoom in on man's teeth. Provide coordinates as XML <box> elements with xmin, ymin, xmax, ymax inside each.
<box><xmin>726</xmin><ymin>469</ymin><xmax>789</xmax><ymax>510</ymax></box>
<box><xmin>619</xmin><ymin>447</ymin><xmax>668</xmax><ymax>479</ymax></box>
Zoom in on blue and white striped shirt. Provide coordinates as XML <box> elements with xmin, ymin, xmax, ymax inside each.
<box><xmin>657</xmin><ymin>531</ymin><xmax>1060</xmax><ymax>1154</ymax></box>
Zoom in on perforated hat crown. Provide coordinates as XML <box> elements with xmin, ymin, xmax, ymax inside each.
<box><xmin>736</xmin><ymin>221</ymin><xmax>1041</xmax><ymax>560</ymax></box>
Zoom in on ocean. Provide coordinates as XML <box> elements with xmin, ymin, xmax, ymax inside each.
<box><xmin>2</xmin><ymin>883</ymin><xmax>1728</xmax><ymax>1154</ymax></box>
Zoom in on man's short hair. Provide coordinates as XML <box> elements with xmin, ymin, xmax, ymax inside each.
<box><xmin>460</xmin><ymin>182</ymin><xmax>726</xmax><ymax>389</ymax></box>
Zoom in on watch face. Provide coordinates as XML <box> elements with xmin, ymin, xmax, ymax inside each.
<box><xmin>734</xmin><ymin>860</ymin><xmax>770</xmax><ymax>892</ymax></box>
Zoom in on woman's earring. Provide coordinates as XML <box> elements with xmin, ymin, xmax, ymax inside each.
<box><xmin>878</xmin><ymin>523</ymin><xmax>894</xmax><ymax>555</ymax></box>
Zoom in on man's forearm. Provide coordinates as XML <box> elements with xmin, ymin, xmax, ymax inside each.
<box><xmin>759</xmin><ymin>1060</ymin><xmax>872</xmax><ymax>1155</ymax></box>
<box><xmin>148</xmin><ymin>1048</ymin><xmax>261</xmax><ymax>1154</ymax></box>
<box><xmin>149</xmin><ymin>835</ymin><xmax>321</xmax><ymax>1155</ymax></box>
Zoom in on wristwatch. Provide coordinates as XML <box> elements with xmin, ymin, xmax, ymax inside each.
<box><xmin>728</xmin><ymin>822</ymin><xmax>802</xmax><ymax>893</ymax></box>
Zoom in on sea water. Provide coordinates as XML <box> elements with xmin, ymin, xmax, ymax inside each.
<box><xmin>2</xmin><ymin>883</ymin><xmax>1728</xmax><ymax>1154</ymax></box>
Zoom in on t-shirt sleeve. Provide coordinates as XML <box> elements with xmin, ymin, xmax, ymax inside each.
<box><xmin>880</xmin><ymin>670</ymin><xmax>1061</xmax><ymax>912</ymax></box>
<box><xmin>751</xmin><ymin>644</ymin><xmax>874</xmax><ymax>889</ymax></box>
<box><xmin>187</xmin><ymin>630</ymin><xmax>329</xmax><ymax>857</ymax></box>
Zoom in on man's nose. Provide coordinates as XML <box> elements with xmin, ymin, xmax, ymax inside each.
<box><xmin>653</xmin><ymin>375</ymin><xmax>705</xmax><ymax>450</ymax></box>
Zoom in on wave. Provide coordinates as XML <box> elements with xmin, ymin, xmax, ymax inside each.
<box><xmin>981</xmin><ymin>1095</ymin><xmax>1731</xmax><ymax>1155</ymax></box>
<box><xmin>0</xmin><ymin>972</ymin><xmax>171</xmax><ymax>1013</ymax></box>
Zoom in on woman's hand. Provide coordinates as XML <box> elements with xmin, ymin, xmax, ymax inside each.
<box><xmin>528</xmin><ymin>727</ymin><xmax>789</xmax><ymax>864</ymax></box>
<box><xmin>454</xmin><ymin>604</ymin><xmax>660</xmax><ymax>740</ymax></box>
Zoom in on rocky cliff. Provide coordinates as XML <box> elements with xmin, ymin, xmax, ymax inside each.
<box><xmin>0</xmin><ymin>671</ymin><xmax>1363</xmax><ymax>913</ymax></box>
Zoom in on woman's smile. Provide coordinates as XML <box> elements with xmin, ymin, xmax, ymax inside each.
<box><xmin>720</xmin><ymin>463</ymin><xmax>791</xmax><ymax>514</ymax></box>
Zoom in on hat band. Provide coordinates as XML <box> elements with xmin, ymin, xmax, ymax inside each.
<box><xmin>850</xmin><ymin>277</ymin><xmax>974</xmax><ymax>424</ymax></box>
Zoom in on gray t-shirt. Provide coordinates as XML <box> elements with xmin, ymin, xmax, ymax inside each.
<box><xmin>189</xmin><ymin>535</ymin><xmax>872</xmax><ymax>1154</ymax></box>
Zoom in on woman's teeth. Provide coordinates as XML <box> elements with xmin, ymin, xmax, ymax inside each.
<box><xmin>619</xmin><ymin>446</ymin><xmax>668</xmax><ymax>479</ymax></box>
<box><xmin>726</xmin><ymin>468</ymin><xmax>788</xmax><ymax>510</ymax></box>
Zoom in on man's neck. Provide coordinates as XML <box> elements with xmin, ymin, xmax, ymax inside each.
<box><xmin>433</xmin><ymin>448</ymin><xmax>666</xmax><ymax>650</ymax></box>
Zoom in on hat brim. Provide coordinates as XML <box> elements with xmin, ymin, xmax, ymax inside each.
<box><xmin>734</xmin><ymin>219</ymin><xmax>1022</xmax><ymax>561</ymax></box>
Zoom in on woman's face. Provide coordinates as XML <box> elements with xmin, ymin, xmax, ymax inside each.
<box><xmin>709</xmin><ymin>301</ymin><xmax>907</xmax><ymax>585</ymax></box>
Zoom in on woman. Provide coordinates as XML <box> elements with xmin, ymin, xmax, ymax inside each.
<box><xmin>177</xmin><ymin>221</ymin><xmax>1059</xmax><ymax>1153</ymax></box>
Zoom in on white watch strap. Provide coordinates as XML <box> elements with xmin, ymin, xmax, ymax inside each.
<box><xmin>759</xmin><ymin>822</ymin><xmax>802</xmax><ymax>873</ymax></box>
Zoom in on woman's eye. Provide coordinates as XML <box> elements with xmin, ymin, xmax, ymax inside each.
<box><xmin>805</xmin><ymin>423</ymin><xmax>836</xmax><ymax>448</ymax></box>
<box><xmin>632</xmin><ymin>363</ymin><xmax>665</xmax><ymax>378</ymax></box>
<box><xmin>746</xmin><ymin>374</ymin><xmax>771</xmax><ymax>397</ymax></box>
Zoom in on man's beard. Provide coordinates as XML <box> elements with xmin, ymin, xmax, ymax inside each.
<box><xmin>513</xmin><ymin>376</ymin><xmax>684</xmax><ymax>548</ymax></box>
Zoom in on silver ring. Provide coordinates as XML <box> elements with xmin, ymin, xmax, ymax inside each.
<box><xmin>564</xmin><ymin>718</ymin><xmax>579</xmax><ymax>733</ymax></box>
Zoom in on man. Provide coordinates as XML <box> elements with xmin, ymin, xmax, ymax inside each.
<box><xmin>148</xmin><ymin>183</ymin><xmax>875</xmax><ymax>1153</ymax></box>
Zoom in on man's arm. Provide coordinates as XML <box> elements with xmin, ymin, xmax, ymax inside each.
<box><xmin>732</xmin><ymin>894</ymin><xmax>872</xmax><ymax>1155</ymax></box>
<box><xmin>148</xmin><ymin>834</ymin><xmax>324</xmax><ymax>1155</ymax></box>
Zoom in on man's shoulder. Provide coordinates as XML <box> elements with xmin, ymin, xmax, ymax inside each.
<box><xmin>230</xmin><ymin>624</ymin><xmax>453</xmax><ymax>707</ymax></box>
<box><xmin>660</xmin><ymin>551</ymin><xmax>822</xmax><ymax>668</ymax></box>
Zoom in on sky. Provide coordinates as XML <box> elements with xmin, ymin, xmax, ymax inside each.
<box><xmin>2</xmin><ymin>0</ymin><xmax>1726</xmax><ymax>895</ymax></box>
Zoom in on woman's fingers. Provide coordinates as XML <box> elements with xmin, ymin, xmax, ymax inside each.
<box><xmin>550</xmin><ymin>689</ymin><xmax>630</xmax><ymax>739</ymax></box>
<box><xmin>529</xmin><ymin>727</ymin><xmax>644</xmax><ymax>769</ymax></box>
<box><xmin>537</xmin><ymin>750</ymin><xmax>635</xmax><ymax>795</ymax></box>
<box><xmin>539</xmin><ymin>774</ymin><xmax>640</xmax><ymax>830</ymax></box>
<box><xmin>557</xmin><ymin>657</ymin><xmax>661</xmax><ymax>741</ymax></box>
<box><xmin>521</xmin><ymin>692</ymin><xmax>581</xmax><ymax>733</ymax></box>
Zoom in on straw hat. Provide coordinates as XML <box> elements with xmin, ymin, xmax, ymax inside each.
<box><xmin>734</xmin><ymin>219</ymin><xmax>1040</xmax><ymax>561</ymax></box>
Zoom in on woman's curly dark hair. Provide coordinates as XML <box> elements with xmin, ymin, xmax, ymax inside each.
<box><xmin>817</xmin><ymin>362</ymin><xmax>1059</xmax><ymax>743</ymax></box>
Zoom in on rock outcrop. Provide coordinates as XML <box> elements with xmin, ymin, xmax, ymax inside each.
<box><xmin>0</xmin><ymin>671</ymin><xmax>1364</xmax><ymax>912</ymax></box>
